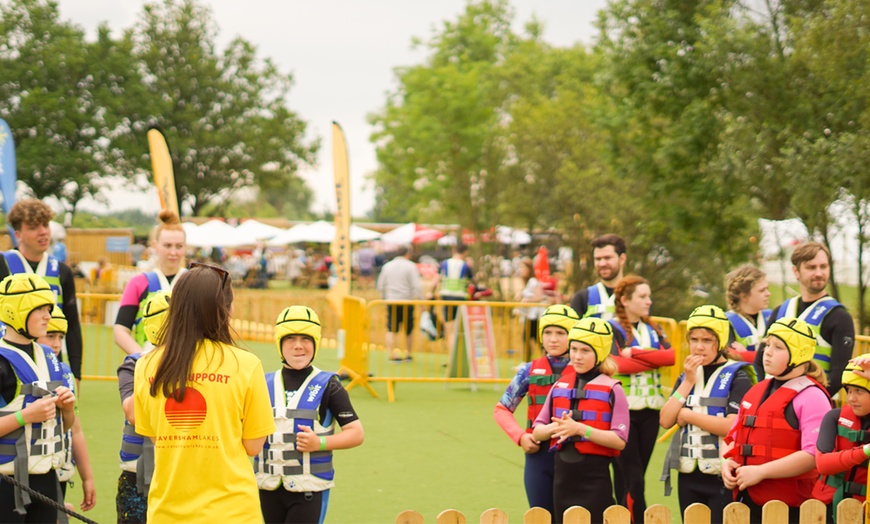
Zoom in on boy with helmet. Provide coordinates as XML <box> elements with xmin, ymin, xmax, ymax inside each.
<box><xmin>256</xmin><ymin>306</ymin><xmax>364</xmax><ymax>524</ymax></box>
<box><xmin>494</xmin><ymin>305</ymin><xmax>578</xmax><ymax>514</ymax></box>
<box><xmin>813</xmin><ymin>355</ymin><xmax>870</xmax><ymax>521</ymax></box>
<box><xmin>722</xmin><ymin>317</ymin><xmax>833</xmax><ymax>522</ymax></box>
<box><xmin>115</xmin><ymin>290</ymin><xmax>170</xmax><ymax>523</ymax></box>
<box><xmin>0</xmin><ymin>273</ymin><xmax>77</xmax><ymax>521</ymax></box>
<box><xmin>532</xmin><ymin>318</ymin><xmax>629</xmax><ymax>523</ymax></box>
<box><xmin>659</xmin><ymin>305</ymin><xmax>756</xmax><ymax>523</ymax></box>
<box><xmin>37</xmin><ymin>306</ymin><xmax>96</xmax><ymax>514</ymax></box>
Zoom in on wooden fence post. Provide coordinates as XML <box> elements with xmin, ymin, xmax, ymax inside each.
<box><xmin>761</xmin><ymin>500</ymin><xmax>789</xmax><ymax>523</ymax></box>
<box><xmin>683</xmin><ymin>502</ymin><xmax>711</xmax><ymax>524</ymax></box>
<box><xmin>523</xmin><ymin>507</ymin><xmax>551</xmax><ymax>524</ymax></box>
<box><xmin>436</xmin><ymin>509</ymin><xmax>466</xmax><ymax>524</ymax></box>
<box><xmin>722</xmin><ymin>502</ymin><xmax>749</xmax><ymax>524</ymax></box>
<box><xmin>643</xmin><ymin>504</ymin><xmax>671</xmax><ymax>524</ymax></box>
<box><xmin>799</xmin><ymin>499</ymin><xmax>826</xmax><ymax>523</ymax></box>
<box><xmin>836</xmin><ymin>498</ymin><xmax>862</xmax><ymax>524</ymax></box>
<box><xmin>602</xmin><ymin>505</ymin><xmax>631</xmax><ymax>524</ymax></box>
<box><xmin>562</xmin><ymin>505</ymin><xmax>590</xmax><ymax>524</ymax></box>
<box><xmin>396</xmin><ymin>510</ymin><xmax>425</xmax><ymax>524</ymax></box>
<box><xmin>479</xmin><ymin>508</ymin><xmax>508</xmax><ymax>524</ymax></box>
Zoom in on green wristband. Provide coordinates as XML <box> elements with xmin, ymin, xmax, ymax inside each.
<box><xmin>863</xmin><ymin>443</ymin><xmax>870</xmax><ymax>458</ymax></box>
<box><xmin>319</xmin><ymin>436</ymin><xmax>327</xmax><ymax>451</ymax></box>
<box><xmin>584</xmin><ymin>426</ymin><xmax>593</xmax><ymax>439</ymax></box>
<box><xmin>14</xmin><ymin>411</ymin><xmax>24</xmax><ymax>426</ymax></box>
<box><xmin>672</xmin><ymin>391</ymin><xmax>685</xmax><ymax>404</ymax></box>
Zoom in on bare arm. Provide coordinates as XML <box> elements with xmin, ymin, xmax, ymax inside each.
<box><xmin>734</xmin><ymin>451</ymin><xmax>816</xmax><ymax>490</ymax></box>
<box><xmin>113</xmin><ymin>325</ymin><xmax>143</xmax><ymax>356</ymax></box>
<box><xmin>296</xmin><ymin>421</ymin><xmax>364</xmax><ymax>452</ymax></box>
<box><xmin>122</xmin><ymin>396</ymin><xmax>135</xmax><ymax>425</ymax></box>
<box><xmin>71</xmin><ymin>417</ymin><xmax>96</xmax><ymax>511</ymax></box>
<box><xmin>242</xmin><ymin>436</ymin><xmax>268</xmax><ymax>457</ymax></box>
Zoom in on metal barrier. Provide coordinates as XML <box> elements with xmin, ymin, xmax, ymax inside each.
<box><xmin>340</xmin><ymin>298</ymin><xmax>681</xmax><ymax>402</ymax></box>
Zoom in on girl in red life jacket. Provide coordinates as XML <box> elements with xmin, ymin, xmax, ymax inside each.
<box><xmin>721</xmin><ymin>317</ymin><xmax>832</xmax><ymax>523</ymax></box>
<box><xmin>532</xmin><ymin>318</ymin><xmax>629</xmax><ymax>524</ymax></box>
<box><xmin>608</xmin><ymin>275</ymin><xmax>674</xmax><ymax>522</ymax></box>
<box><xmin>812</xmin><ymin>354</ymin><xmax>870</xmax><ymax>523</ymax></box>
<box><xmin>493</xmin><ymin>305</ymin><xmax>579</xmax><ymax>515</ymax></box>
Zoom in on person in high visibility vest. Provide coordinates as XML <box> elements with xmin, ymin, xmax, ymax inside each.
<box><xmin>659</xmin><ymin>306</ymin><xmax>756</xmax><ymax>524</ymax></box>
<box><xmin>724</xmin><ymin>265</ymin><xmax>771</xmax><ymax>363</ymax></box>
<box><xmin>608</xmin><ymin>275</ymin><xmax>674</xmax><ymax>522</ymax></box>
<box><xmin>813</xmin><ymin>355</ymin><xmax>870</xmax><ymax>522</ymax></box>
<box><xmin>0</xmin><ymin>274</ymin><xmax>77</xmax><ymax>522</ymax></box>
<box><xmin>256</xmin><ymin>306</ymin><xmax>364</xmax><ymax>524</ymax></box>
<box><xmin>722</xmin><ymin>317</ymin><xmax>832</xmax><ymax>523</ymax></box>
<box><xmin>437</xmin><ymin>243</ymin><xmax>474</xmax><ymax>347</ymax></box>
<box><xmin>114</xmin><ymin>210</ymin><xmax>187</xmax><ymax>356</ymax></box>
<box><xmin>532</xmin><ymin>318</ymin><xmax>629</xmax><ymax>523</ymax></box>
<box><xmin>752</xmin><ymin>242</ymin><xmax>854</xmax><ymax>397</ymax></box>
<box><xmin>568</xmin><ymin>234</ymin><xmax>626</xmax><ymax>320</ymax></box>
<box><xmin>37</xmin><ymin>306</ymin><xmax>96</xmax><ymax>515</ymax></box>
<box><xmin>494</xmin><ymin>305</ymin><xmax>579</xmax><ymax>514</ymax></box>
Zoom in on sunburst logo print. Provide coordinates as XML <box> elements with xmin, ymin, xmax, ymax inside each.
<box><xmin>164</xmin><ymin>388</ymin><xmax>207</xmax><ymax>431</ymax></box>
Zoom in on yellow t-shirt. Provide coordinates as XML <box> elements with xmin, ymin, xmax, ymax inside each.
<box><xmin>134</xmin><ymin>340</ymin><xmax>276</xmax><ymax>523</ymax></box>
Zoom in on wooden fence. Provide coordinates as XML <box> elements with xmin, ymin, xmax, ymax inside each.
<box><xmin>396</xmin><ymin>499</ymin><xmax>863</xmax><ymax>524</ymax></box>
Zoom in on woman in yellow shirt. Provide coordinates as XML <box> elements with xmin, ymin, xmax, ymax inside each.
<box><xmin>134</xmin><ymin>263</ymin><xmax>276</xmax><ymax>523</ymax></box>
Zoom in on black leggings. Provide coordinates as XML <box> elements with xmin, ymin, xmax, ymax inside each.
<box><xmin>523</xmin><ymin>445</ymin><xmax>555</xmax><ymax>514</ymax></box>
<box><xmin>0</xmin><ymin>471</ymin><xmax>59</xmax><ymax>524</ymax></box>
<box><xmin>614</xmin><ymin>408</ymin><xmax>659</xmax><ymax>522</ymax></box>
<box><xmin>260</xmin><ymin>488</ymin><xmax>325</xmax><ymax>524</ymax></box>
<box><xmin>678</xmin><ymin>469</ymin><xmax>730</xmax><ymax>524</ymax></box>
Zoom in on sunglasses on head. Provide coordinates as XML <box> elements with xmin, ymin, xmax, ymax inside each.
<box><xmin>188</xmin><ymin>262</ymin><xmax>230</xmax><ymax>286</ymax></box>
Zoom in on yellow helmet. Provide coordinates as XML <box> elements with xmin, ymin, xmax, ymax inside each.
<box><xmin>686</xmin><ymin>305</ymin><xmax>730</xmax><ymax>350</ymax></box>
<box><xmin>141</xmin><ymin>291</ymin><xmax>171</xmax><ymax>346</ymax></box>
<box><xmin>568</xmin><ymin>318</ymin><xmax>613</xmax><ymax>366</ymax></box>
<box><xmin>538</xmin><ymin>305</ymin><xmax>580</xmax><ymax>344</ymax></box>
<box><xmin>0</xmin><ymin>274</ymin><xmax>56</xmax><ymax>338</ymax></box>
<box><xmin>275</xmin><ymin>306</ymin><xmax>321</xmax><ymax>361</ymax></box>
<box><xmin>768</xmin><ymin>317</ymin><xmax>816</xmax><ymax>367</ymax></box>
<box><xmin>842</xmin><ymin>354</ymin><xmax>870</xmax><ymax>393</ymax></box>
<box><xmin>47</xmin><ymin>305</ymin><xmax>67</xmax><ymax>334</ymax></box>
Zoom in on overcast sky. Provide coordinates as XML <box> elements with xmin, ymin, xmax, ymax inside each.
<box><xmin>58</xmin><ymin>0</ymin><xmax>609</xmax><ymax>218</ymax></box>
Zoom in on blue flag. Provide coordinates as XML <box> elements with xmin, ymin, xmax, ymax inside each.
<box><xmin>0</xmin><ymin>118</ymin><xmax>16</xmax><ymax>244</ymax></box>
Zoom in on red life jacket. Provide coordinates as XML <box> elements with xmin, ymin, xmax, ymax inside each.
<box><xmin>812</xmin><ymin>405</ymin><xmax>869</xmax><ymax>505</ymax></box>
<box><xmin>725</xmin><ymin>376</ymin><xmax>830</xmax><ymax>506</ymax></box>
<box><xmin>549</xmin><ymin>370</ymin><xmax>620</xmax><ymax>458</ymax></box>
<box><xmin>526</xmin><ymin>355</ymin><xmax>568</xmax><ymax>432</ymax></box>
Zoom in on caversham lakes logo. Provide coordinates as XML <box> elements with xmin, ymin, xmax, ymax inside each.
<box><xmin>164</xmin><ymin>388</ymin><xmax>207</xmax><ymax>431</ymax></box>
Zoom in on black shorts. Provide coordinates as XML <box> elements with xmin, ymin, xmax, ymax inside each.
<box><xmin>386</xmin><ymin>305</ymin><xmax>414</xmax><ymax>334</ymax></box>
<box><xmin>442</xmin><ymin>298</ymin><xmax>466</xmax><ymax>321</ymax></box>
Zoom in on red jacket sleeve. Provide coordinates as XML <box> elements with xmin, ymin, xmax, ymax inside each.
<box><xmin>816</xmin><ymin>446</ymin><xmax>868</xmax><ymax>476</ymax></box>
<box><xmin>612</xmin><ymin>355</ymin><xmax>656</xmax><ymax>374</ymax></box>
<box><xmin>629</xmin><ymin>348</ymin><xmax>675</xmax><ymax>368</ymax></box>
<box><xmin>734</xmin><ymin>349</ymin><xmax>755</xmax><ymax>363</ymax></box>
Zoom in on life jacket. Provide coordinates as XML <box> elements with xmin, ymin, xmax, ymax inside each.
<box><xmin>2</xmin><ymin>251</ymin><xmax>63</xmax><ymax>306</ymax></box>
<box><xmin>725</xmin><ymin>376</ymin><xmax>830</xmax><ymax>506</ymax></box>
<box><xmin>548</xmin><ymin>370</ymin><xmax>621</xmax><ymax>458</ymax></box>
<box><xmin>812</xmin><ymin>405</ymin><xmax>870</xmax><ymax>507</ymax></box>
<box><xmin>774</xmin><ymin>297</ymin><xmax>842</xmax><ymax>373</ymax></box>
<box><xmin>56</xmin><ymin>362</ymin><xmax>76</xmax><ymax>483</ymax></box>
<box><xmin>0</xmin><ymin>340</ymin><xmax>66</xmax><ymax>513</ymax></box>
<box><xmin>726</xmin><ymin>309</ymin><xmax>771</xmax><ymax>354</ymax></box>
<box><xmin>255</xmin><ymin>367</ymin><xmax>336</xmax><ymax>492</ymax></box>
<box><xmin>440</xmin><ymin>258</ymin><xmax>470</xmax><ymax>299</ymax></box>
<box><xmin>132</xmin><ymin>270</ymin><xmax>180</xmax><ymax>346</ymax></box>
<box><xmin>583</xmin><ymin>283</ymin><xmax>615</xmax><ymax>320</ymax></box>
<box><xmin>610</xmin><ymin>320</ymin><xmax>666</xmax><ymax>409</ymax></box>
<box><xmin>117</xmin><ymin>352</ymin><xmax>155</xmax><ymax>495</ymax></box>
<box><xmin>660</xmin><ymin>360</ymin><xmax>756</xmax><ymax>495</ymax></box>
<box><xmin>526</xmin><ymin>355</ymin><xmax>569</xmax><ymax>432</ymax></box>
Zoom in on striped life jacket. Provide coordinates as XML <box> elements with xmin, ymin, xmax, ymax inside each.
<box><xmin>774</xmin><ymin>297</ymin><xmax>842</xmax><ymax>373</ymax></box>
<box><xmin>726</xmin><ymin>309</ymin><xmax>771</xmax><ymax>354</ymax></box>
<box><xmin>2</xmin><ymin>251</ymin><xmax>63</xmax><ymax>306</ymax></box>
<box><xmin>525</xmin><ymin>355</ymin><xmax>569</xmax><ymax>431</ymax></box>
<box><xmin>255</xmin><ymin>367</ymin><xmax>336</xmax><ymax>492</ymax></box>
<box><xmin>56</xmin><ymin>362</ymin><xmax>76</xmax><ymax>482</ymax></box>
<box><xmin>548</xmin><ymin>370</ymin><xmax>620</xmax><ymax>457</ymax></box>
<box><xmin>813</xmin><ymin>405</ymin><xmax>870</xmax><ymax>507</ymax></box>
<box><xmin>132</xmin><ymin>270</ymin><xmax>185</xmax><ymax>347</ymax></box>
<box><xmin>583</xmin><ymin>283</ymin><xmax>615</xmax><ymax>320</ymax></box>
<box><xmin>610</xmin><ymin>320</ymin><xmax>666</xmax><ymax>409</ymax></box>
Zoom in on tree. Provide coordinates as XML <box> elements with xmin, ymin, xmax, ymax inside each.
<box><xmin>126</xmin><ymin>0</ymin><xmax>318</xmax><ymax>216</ymax></box>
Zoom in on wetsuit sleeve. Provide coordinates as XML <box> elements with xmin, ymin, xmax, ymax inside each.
<box><xmin>814</xmin><ymin>409</ymin><xmax>870</xmax><ymax>475</ymax></box>
<box><xmin>0</xmin><ymin>356</ymin><xmax>16</xmax><ymax>406</ymax></box>
<box><xmin>569</xmin><ymin>288</ymin><xmax>589</xmax><ymax>318</ymax></box>
<box><xmin>610</xmin><ymin>328</ymin><xmax>657</xmax><ymax>373</ymax></box>
<box><xmin>117</xmin><ymin>358</ymin><xmax>137</xmax><ymax>402</ymax></box>
<box><xmin>609</xmin><ymin>385</ymin><xmax>630</xmax><ymax>442</ymax></box>
<box><xmin>321</xmin><ymin>375</ymin><xmax>359</xmax><ymax>427</ymax></box>
<box><xmin>821</xmin><ymin>307</ymin><xmax>856</xmax><ymax>396</ymax></box>
<box><xmin>532</xmin><ymin>388</ymin><xmax>555</xmax><ymax>428</ymax></box>
<box><xmin>115</xmin><ymin>274</ymin><xmax>150</xmax><ymax>330</ymax></box>
<box><xmin>494</xmin><ymin>362</ymin><xmax>531</xmax><ymax>444</ymax></box>
<box><xmin>793</xmin><ymin>385</ymin><xmax>833</xmax><ymax>455</ymax></box>
<box><xmin>726</xmin><ymin>368</ymin><xmax>754</xmax><ymax>415</ymax></box>
<box><xmin>629</xmin><ymin>347</ymin><xmax>675</xmax><ymax>368</ymax></box>
<box><xmin>59</xmin><ymin>263</ymin><xmax>83</xmax><ymax>379</ymax></box>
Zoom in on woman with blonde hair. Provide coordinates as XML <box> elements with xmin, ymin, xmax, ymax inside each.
<box><xmin>724</xmin><ymin>265</ymin><xmax>771</xmax><ymax>362</ymax></box>
<box><xmin>133</xmin><ymin>264</ymin><xmax>275</xmax><ymax>522</ymax></box>
<box><xmin>608</xmin><ymin>275</ymin><xmax>674</xmax><ymax>522</ymax></box>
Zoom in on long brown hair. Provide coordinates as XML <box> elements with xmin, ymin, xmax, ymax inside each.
<box><xmin>149</xmin><ymin>266</ymin><xmax>235</xmax><ymax>400</ymax></box>
<box><xmin>614</xmin><ymin>275</ymin><xmax>663</xmax><ymax>346</ymax></box>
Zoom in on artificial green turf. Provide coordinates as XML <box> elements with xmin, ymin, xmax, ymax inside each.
<box><xmin>72</xmin><ymin>340</ymin><xmax>679</xmax><ymax>523</ymax></box>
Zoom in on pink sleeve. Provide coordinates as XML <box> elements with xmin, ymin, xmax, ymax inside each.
<box><xmin>793</xmin><ymin>386</ymin><xmax>833</xmax><ymax>455</ymax></box>
<box><xmin>609</xmin><ymin>384</ymin><xmax>630</xmax><ymax>442</ymax></box>
<box><xmin>120</xmin><ymin>274</ymin><xmax>150</xmax><ymax>307</ymax></box>
<box><xmin>532</xmin><ymin>389</ymin><xmax>555</xmax><ymax>428</ymax></box>
<box><xmin>494</xmin><ymin>404</ymin><xmax>525</xmax><ymax>445</ymax></box>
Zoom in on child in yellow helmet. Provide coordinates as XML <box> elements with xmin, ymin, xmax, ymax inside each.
<box><xmin>722</xmin><ymin>317</ymin><xmax>832</xmax><ymax>522</ymax></box>
<box><xmin>37</xmin><ymin>306</ymin><xmax>96</xmax><ymax>514</ymax></box>
<box><xmin>532</xmin><ymin>318</ymin><xmax>629</xmax><ymax>523</ymax></box>
<box><xmin>255</xmin><ymin>306</ymin><xmax>364</xmax><ymax>524</ymax></box>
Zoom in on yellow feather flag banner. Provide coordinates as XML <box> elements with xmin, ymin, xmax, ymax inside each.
<box><xmin>147</xmin><ymin>127</ymin><xmax>180</xmax><ymax>216</ymax></box>
<box><xmin>326</xmin><ymin>122</ymin><xmax>351</xmax><ymax>319</ymax></box>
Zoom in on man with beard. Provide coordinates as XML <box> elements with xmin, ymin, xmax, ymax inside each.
<box><xmin>569</xmin><ymin>234</ymin><xmax>626</xmax><ymax>320</ymax></box>
<box><xmin>753</xmin><ymin>241</ymin><xmax>854</xmax><ymax>396</ymax></box>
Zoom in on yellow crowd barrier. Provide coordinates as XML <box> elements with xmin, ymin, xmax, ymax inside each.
<box><xmin>397</xmin><ymin>499</ymin><xmax>861</xmax><ymax>524</ymax></box>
